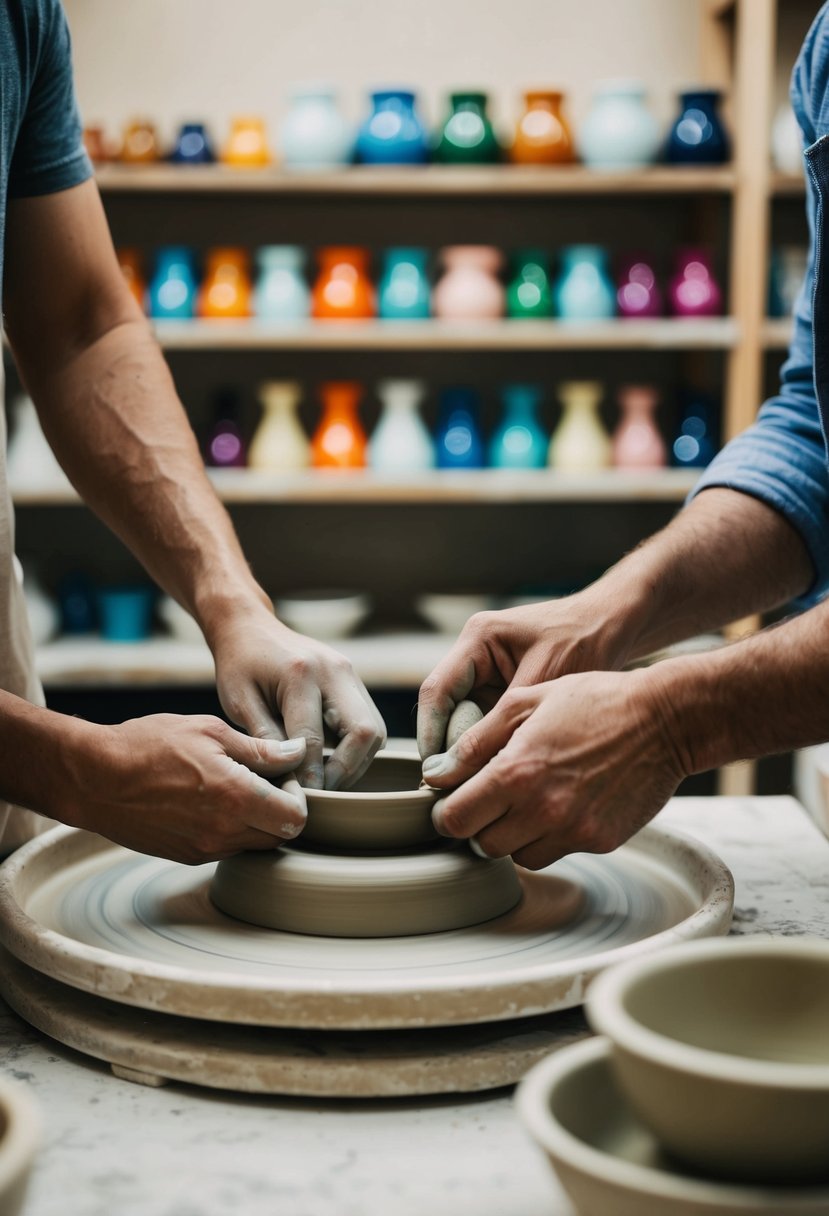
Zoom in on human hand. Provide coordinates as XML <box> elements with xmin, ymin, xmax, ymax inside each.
<box><xmin>67</xmin><ymin>714</ymin><xmax>310</xmax><ymax>864</ymax></box>
<box><xmin>420</xmin><ymin>668</ymin><xmax>688</xmax><ymax>870</ymax></box>
<box><xmin>211</xmin><ymin>604</ymin><xmax>386</xmax><ymax>791</ymax></box>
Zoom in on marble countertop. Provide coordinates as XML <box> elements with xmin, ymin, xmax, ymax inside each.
<box><xmin>2</xmin><ymin>795</ymin><xmax>828</xmax><ymax>1216</ymax></box>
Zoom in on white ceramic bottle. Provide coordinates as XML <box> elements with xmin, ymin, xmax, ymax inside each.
<box><xmin>279</xmin><ymin>86</ymin><xmax>353</xmax><ymax>169</ymax></box>
<box><xmin>549</xmin><ymin>381</ymin><xmax>612</xmax><ymax>471</ymax></box>
<box><xmin>6</xmin><ymin>394</ymin><xmax>71</xmax><ymax>491</ymax></box>
<box><xmin>19</xmin><ymin>561</ymin><xmax>59</xmax><ymax>645</ymax></box>
<box><xmin>369</xmin><ymin>380</ymin><xmax>435</xmax><ymax>472</ymax></box>
<box><xmin>579</xmin><ymin>81</ymin><xmax>660</xmax><ymax>170</ymax></box>
<box><xmin>248</xmin><ymin>381</ymin><xmax>310</xmax><ymax>471</ymax></box>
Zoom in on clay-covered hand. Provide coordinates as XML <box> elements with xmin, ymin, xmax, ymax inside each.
<box><xmin>211</xmin><ymin>605</ymin><xmax>386</xmax><ymax>790</ymax></box>
<box><xmin>421</xmin><ymin>668</ymin><xmax>688</xmax><ymax>870</ymax></box>
<box><xmin>67</xmin><ymin>714</ymin><xmax>311</xmax><ymax>864</ymax></box>
<box><xmin>417</xmin><ymin>594</ymin><xmax>633</xmax><ymax>760</ymax></box>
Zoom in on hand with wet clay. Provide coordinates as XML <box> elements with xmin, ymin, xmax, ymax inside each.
<box><xmin>210</xmin><ymin>603</ymin><xmax>387</xmax><ymax>792</ymax></box>
<box><xmin>422</xmin><ymin>668</ymin><xmax>687</xmax><ymax>870</ymax></box>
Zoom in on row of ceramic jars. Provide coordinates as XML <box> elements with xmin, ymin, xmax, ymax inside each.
<box><xmin>210</xmin><ymin>380</ymin><xmax>715</xmax><ymax>475</ymax></box>
<box><xmin>91</xmin><ymin>86</ymin><xmax>729</xmax><ymax>171</ymax></box>
<box><xmin>119</xmin><ymin>245</ymin><xmax>723</xmax><ymax>322</ymax></box>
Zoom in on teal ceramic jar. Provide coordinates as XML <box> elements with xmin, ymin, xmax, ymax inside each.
<box><xmin>554</xmin><ymin>246</ymin><xmax>616</xmax><ymax>320</ymax></box>
<box><xmin>488</xmin><ymin>385</ymin><xmax>548</xmax><ymax>469</ymax></box>
<box><xmin>378</xmin><ymin>248</ymin><xmax>431</xmax><ymax>319</ymax></box>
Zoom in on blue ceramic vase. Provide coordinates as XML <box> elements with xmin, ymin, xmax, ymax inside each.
<box><xmin>148</xmin><ymin>248</ymin><xmax>198</xmax><ymax>319</ymax></box>
<box><xmin>554</xmin><ymin>246</ymin><xmax>616</xmax><ymax>320</ymax></box>
<box><xmin>665</xmin><ymin>90</ymin><xmax>730</xmax><ymax>164</ymax></box>
<box><xmin>356</xmin><ymin>90</ymin><xmax>429</xmax><ymax>165</ymax></box>
<box><xmin>378</xmin><ymin>248</ymin><xmax>431</xmax><ymax>319</ymax></box>
<box><xmin>435</xmin><ymin>388</ymin><xmax>484</xmax><ymax>469</ymax></box>
<box><xmin>169</xmin><ymin>122</ymin><xmax>215</xmax><ymax>165</ymax></box>
<box><xmin>672</xmin><ymin>395</ymin><xmax>717</xmax><ymax>468</ymax></box>
<box><xmin>488</xmin><ymin>385</ymin><xmax>547</xmax><ymax>469</ymax></box>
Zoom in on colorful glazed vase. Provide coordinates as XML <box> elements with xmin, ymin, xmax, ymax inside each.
<box><xmin>120</xmin><ymin>119</ymin><xmax>159</xmax><ymax>164</ymax></box>
<box><xmin>249</xmin><ymin>381</ymin><xmax>309</xmax><ymax>471</ymax></box>
<box><xmin>579</xmin><ymin>82</ymin><xmax>660</xmax><ymax>170</ymax></box>
<box><xmin>254</xmin><ymin>246</ymin><xmax>310</xmax><ymax>321</ymax></box>
<box><xmin>369</xmin><ymin>380</ymin><xmax>435</xmax><ymax>472</ymax></box>
<box><xmin>489</xmin><ymin>385</ymin><xmax>547</xmax><ymax>469</ymax></box>
<box><xmin>355</xmin><ymin>90</ymin><xmax>429</xmax><ymax>164</ymax></box>
<box><xmin>281</xmin><ymin>86</ymin><xmax>353</xmax><ymax>168</ymax></box>
<box><xmin>170</xmin><ymin>122</ymin><xmax>215</xmax><ymax>165</ymax></box>
<box><xmin>148</xmin><ymin>247</ymin><xmax>197</xmax><ymax>319</ymax></box>
<box><xmin>222</xmin><ymin>116</ymin><xmax>271</xmax><ymax>167</ymax></box>
<box><xmin>378</xmin><ymin>248</ymin><xmax>431</xmax><ymax>319</ymax></box>
<box><xmin>435</xmin><ymin>388</ymin><xmax>484</xmax><ymax>469</ymax></box>
<box><xmin>616</xmin><ymin>255</ymin><xmax>662</xmax><ymax>318</ymax></box>
<box><xmin>672</xmin><ymin>394</ymin><xmax>717</xmax><ymax>468</ymax></box>
<box><xmin>83</xmin><ymin>125</ymin><xmax>111</xmax><ymax>164</ymax></box>
<box><xmin>199</xmin><ymin>248</ymin><xmax>253</xmax><ymax>319</ymax></box>
<box><xmin>204</xmin><ymin>387</ymin><xmax>246</xmax><ymax>468</ymax></box>
<box><xmin>666</xmin><ymin>90</ymin><xmax>730</xmax><ymax>164</ymax></box>
<box><xmin>312</xmin><ymin>247</ymin><xmax>375</xmax><ymax>320</ymax></box>
<box><xmin>549</xmin><ymin>381</ymin><xmax>611</xmax><ymax>471</ymax></box>
<box><xmin>554</xmin><ymin>246</ymin><xmax>615</xmax><ymax>320</ymax></box>
<box><xmin>507</xmin><ymin>250</ymin><xmax>553</xmax><ymax>319</ymax></box>
<box><xmin>612</xmin><ymin>385</ymin><xmax>667</xmax><ymax>469</ymax></box>
<box><xmin>669</xmin><ymin>249</ymin><xmax>722</xmax><ymax>317</ymax></box>
<box><xmin>510</xmin><ymin>91</ymin><xmax>574</xmax><ymax>165</ymax></box>
<box><xmin>435</xmin><ymin>92</ymin><xmax>501</xmax><ymax>164</ymax></box>
<box><xmin>57</xmin><ymin>572</ymin><xmax>96</xmax><ymax>636</ymax></box>
<box><xmin>116</xmin><ymin>248</ymin><xmax>146</xmax><ymax>311</ymax></box>
<box><xmin>311</xmin><ymin>382</ymin><xmax>367</xmax><ymax>469</ymax></box>
<box><xmin>433</xmin><ymin>246</ymin><xmax>504</xmax><ymax>320</ymax></box>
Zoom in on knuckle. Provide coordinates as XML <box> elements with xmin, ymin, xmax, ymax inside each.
<box><xmin>463</xmin><ymin>609</ymin><xmax>496</xmax><ymax>638</ymax></box>
<box><xmin>349</xmin><ymin>719</ymin><xmax>379</xmax><ymax>747</ymax></box>
<box><xmin>286</xmin><ymin>655</ymin><xmax>313</xmax><ymax>683</ymax></box>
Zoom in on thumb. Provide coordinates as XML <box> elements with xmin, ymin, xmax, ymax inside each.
<box><xmin>221</xmin><ymin>728</ymin><xmax>307</xmax><ymax>776</ymax></box>
<box><xmin>420</xmin><ymin>705</ymin><xmax>516</xmax><ymax>790</ymax></box>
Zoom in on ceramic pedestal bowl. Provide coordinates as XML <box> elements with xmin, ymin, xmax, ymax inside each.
<box><xmin>0</xmin><ymin>1077</ymin><xmax>40</xmax><ymax>1216</ymax></box>
<box><xmin>586</xmin><ymin>937</ymin><xmax>829</xmax><ymax>1185</ymax></box>
<box><xmin>516</xmin><ymin>1037</ymin><xmax>829</xmax><ymax>1216</ymax></box>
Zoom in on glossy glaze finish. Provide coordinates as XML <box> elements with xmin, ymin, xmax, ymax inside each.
<box><xmin>369</xmin><ymin>379</ymin><xmax>435</xmax><ymax>472</ymax></box>
<box><xmin>355</xmin><ymin>90</ymin><xmax>429</xmax><ymax>165</ymax></box>
<box><xmin>378</xmin><ymin>248</ymin><xmax>431</xmax><ymax>319</ymax></box>
<box><xmin>120</xmin><ymin>118</ymin><xmax>159</xmax><ymax>164</ymax></box>
<box><xmin>116</xmin><ymin>247</ymin><xmax>146</xmax><ymax>310</ymax></box>
<box><xmin>312</xmin><ymin>247</ymin><xmax>375</xmax><ymax>319</ymax></box>
<box><xmin>554</xmin><ymin>245</ymin><xmax>615</xmax><ymax>320</ymax></box>
<box><xmin>222</xmin><ymin>116</ymin><xmax>271</xmax><ymax>167</ymax></box>
<box><xmin>204</xmin><ymin>387</ymin><xmax>246</xmax><ymax>469</ymax></box>
<box><xmin>579</xmin><ymin>82</ymin><xmax>659</xmax><ymax>170</ymax></box>
<box><xmin>249</xmin><ymin>381</ymin><xmax>309</xmax><ymax>471</ymax></box>
<box><xmin>549</xmin><ymin>380</ymin><xmax>612</xmax><ymax>471</ymax></box>
<box><xmin>507</xmin><ymin>249</ymin><xmax>553</xmax><ymax>319</ymax></box>
<box><xmin>281</xmin><ymin>86</ymin><xmax>352</xmax><ymax>168</ymax></box>
<box><xmin>199</xmin><ymin>248</ymin><xmax>253</xmax><ymax>318</ymax></box>
<box><xmin>616</xmin><ymin>255</ymin><xmax>662</xmax><ymax>318</ymax></box>
<box><xmin>511</xmin><ymin>91</ymin><xmax>574</xmax><ymax>165</ymax></box>
<box><xmin>433</xmin><ymin>246</ymin><xmax>504</xmax><ymax>320</ymax></box>
<box><xmin>669</xmin><ymin>248</ymin><xmax>722</xmax><ymax>317</ymax></box>
<box><xmin>435</xmin><ymin>387</ymin><xmax>485</xmax><ymax>469</ymax></box>
<box><xmin>435</xmin><ymin>92</ymin><xmax>501</xmax><ymax>164</ymax></box>
<box><xmin>489</xmin><ymin>384</ymin><xmax>547</xmax><ymax>469</ymax></box>
<box><xmin>666</xmin><ymin>89</ymin><xmax>730</xmax><ymax>165</ymax></box>
<box><xmin>147</xmin><ymin>247</ymin><xmax>197</xmax><ymax>319</ymax></box>
<box><xmin>672</xmin><ymin>394</ymin><xmax>717</xmax><ymax>468</ymax></box>
<box><xmin>311</xmin><ymin>381</ymin><xmax>367</xmax><ymax>469</ymax></box>
<box><xmin>612</xmin><ymin>385</ymin><xmax>666</xmax><ymax>469</ymax></box>
<box><xmin>254</xmin><ymin>246</ymin><xmax>310</xmax><ymax>320</ymax></box>
<box><xmin>170</xmin><ymin>122</ymin><xmax>215</xmax><ymax>165</ymax></box>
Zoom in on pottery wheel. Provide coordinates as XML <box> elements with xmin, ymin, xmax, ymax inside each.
<box><xmin>0</xmin><ymin>824</ymin><xmax>733</xmax><ymax>1031</ymax></box>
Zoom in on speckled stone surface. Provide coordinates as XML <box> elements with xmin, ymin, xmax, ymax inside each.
<box><xmin>2</xmin><ymin>795</ymin><xmax>827</xmax><ymax>1216</ymax></box>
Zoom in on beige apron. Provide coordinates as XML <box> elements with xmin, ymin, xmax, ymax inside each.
<box><xmin>0</xmin><ymin>365</ymin><xmax>57</xmax><ymax>852</ymax></box>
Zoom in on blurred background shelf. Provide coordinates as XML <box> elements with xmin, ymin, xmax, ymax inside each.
<box><xmin>762</xmin><ymin>317</ymin><xmax>794</xmax><ymax>348</ymax></box>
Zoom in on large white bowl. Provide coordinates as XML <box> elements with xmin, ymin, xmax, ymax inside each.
<box><xmin>0</xmin><ymin>1076</ymin><xmax>40</xmax><ymax>1216</ymax></box>
<box><xmin>274</xmin><ymin>590</ymin><xmax>370</xmax><ymax>640</ymax></box>
<box><xmin>416</xmin><ymin>593</ymin><xmax>491</xmax><ymax>636</ymax></box>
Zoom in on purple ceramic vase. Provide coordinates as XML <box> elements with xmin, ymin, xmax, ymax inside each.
<box><xmin>617</xmin><ymin>256</ymin><xmax>662</xmax><ymax>318</ymax></box>
<box><xmin>669</xmin><ymin>249</ymin><xmax>722</xmax><ymax>317</ymax></box>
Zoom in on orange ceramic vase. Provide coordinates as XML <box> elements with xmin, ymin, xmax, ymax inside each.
<box><xmin>198</xmin><ymin>248</ymin><xmax>252</xmax><ymax>318</ymax></box>
<box><xmin>83</xmin><ymin>125</ymin><xmax>111</xmax><ymax>164</ymax></box>
<box><xmin>120</xmin><ymin>119</ymin><xmax>159</xmax><ymax>164</ymax></box>
<box><xmin>510</xmin><ymin>91</ymin><xmax>575</xmax><ymax>165</ymax></box>
<box><xmin>116</xmin><ymin>248</ymin><xmax>146</xmax><ymax>310</ymax></box>
<box><xmin>311</xmin><ymin>247</ymin><xmax>375</xmax><ymax>320</ymax></box>
<box><xmin>222</xmin><ymin>116</ymin><xmax>271</xmax><ymax>167</ymax></box>
<box><xmin>311</xmin><ymin>382</ymin><xmax>367</xmax><ymax>469</ymax></box>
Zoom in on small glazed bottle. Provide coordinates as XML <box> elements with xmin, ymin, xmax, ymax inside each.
<box><xmin>281</xmin><ymin>86</ymin><xmax>352</xmax><ymax>168</ymax></box>
<box><xmin>554</xmin><ymin>246</ymin><xmax>616</xmax><ymax>320</ymax></box>
<box><xmin>7</xmin><ymin>394</ymin><xmax>71</xmax><ymax>490</ymax></box>
<box><xmin>120</xmin><ymin>118</ymin><xmax>159</xmax><ymax>164</ymax></box>
<box><xmin>147</xmin><ymin>247</ymin><xmax>198</xmax><ymax>319</ymax></box>
<box><xmin>616</xmin><ymin>255</ymin><xmax>662</xmax><ymax>318</ymax></box>
<box><xmin>311</xmin><ymin>247</ymin><xmax>375</xmax><ymax>319</ymax></box>
<box><xmin>204</xmin><ymin>388</ymin><xmax>247</xmax><ymax>469</ymax></box>
<box><xmin>199</xmin><ymin>248</ymin><xmax>253</xmax><ymax>319</ymax></box>
<box><xmin>507</xmin><ymin>250</ymin><xmax>553</xmax><ymax>319</ymax></box>
<box><xmin>488</xmin><ymin>385</ymin><xmax>547</xmax><ymax>469</ymax></box>
<box><xmin>511</xmin><ymin>91</ymin><xmax>574</xmax><ymax>165</ymax></box>
<box><xmin>222</xmin><ymin>116</ymin><xmax>271</xmax><ymax>167</ymax></box>
<box><xmin>612</xmin><ymin>385</ymin><xmax>667</xmax><ymax>469</ymax></box>
<box><xmin>378</xmin><ymin>248</ymin><xmax>431</xmax><ymax>320</ymax></box>
<box><xmin>170</xmin><ymin>122</ymin><xmax>215</xmax><ymax>165</ymax></box>
<box><xmin>369</xmin><ymin>380</ymin><xmax>435</xmax><ymax>472</ymax></box>
<box><xmin>433</xmin><ymin>246</ymin><xmax>504</xmax><ymax>320</ymax></box>
<box><xmin>579</xmin><ymin>82</ymin><xmax>660</xmax><ymax>170</ymax></box>
<box><xmin>254</xmin><ymin>246</ymin><xmax>310</xmax><ymax>321</ymax></box>
<box><xmin>549</xmin><ymin>381</ymin><xmax>611</xmax><ymax>471</ymax></box>
<box><xmin>249</xmin><ymin>381</ymin><xmax>309</xmax><ymax>471</ymax></box>
<box><xmin>434</xmin><ymin>388</ymin><xmax>485</xmax><ymax>469</ymax></box>
<box><xmin>669</xmin><ymin>249</ymin><xmax>722</xmax><ymax>317</ymax></box>
<box><xmin>311</xmin><ymin>382</ymin><xmax>367</xmax><ymax>469</ymax></box>
<box><xmin>116</xmin><ymin>248</ymin><xmax>146</xmax><ymax>311</ymax></box>
<box><xmin>673</xmin><ymin>394</ymin><xmax>717</xmax><ymax>468</ymax></box>
<box><xmin>434</xmin><ymin>92</ymin><xmax>501</xmax><ymax>164</ymax></box>
<box><xmin>355</xmin><ymin>90</ymin><xmax>429</xmax><ymax>164</ymax></box>
<box><xmin>666</xmin><ymin>90</ymin><xmax>730</xmax><ymax>164</ymax></box>
<box><xmin>83</xmin><ymin>125</ymin><xmax>111</xmax><ymax>163</ymax></box>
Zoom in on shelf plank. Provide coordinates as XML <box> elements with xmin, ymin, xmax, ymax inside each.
<box><xmin>770</xmin><ymin>171</ymin><xmax>806</xmax><ymax>196</ymax></box>
<box><xmin>12</xmin><ymin>468</ymin><xmax>701</xmax><ymax>508</ymax></box>
<box><xmin>95</xmin><ymin>163</ymin><xmax>737</xmax><ymax>197</ymax></box>
<box><xmin>761</xmin><ymin>318</ymin><xmax>794</xmax><ymax>349</ymax></box>
<box><xmin>151</xmin><ymin>317</ymin><xmax>740</xmax><ymax>352</ymax></box>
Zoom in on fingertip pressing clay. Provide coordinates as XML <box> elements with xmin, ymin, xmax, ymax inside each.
<box><xmin>445</xmin><ymin>699</ymin><xmax>484</xmax><ymax>750</ymax></box>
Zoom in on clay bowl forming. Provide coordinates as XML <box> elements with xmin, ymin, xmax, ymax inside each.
<box><xmin>586</xmin><ymin>937</ymin><xmax>829</xmax><ymax>1186</ymax></box>
<box><xmin>0</xmin><ymin>1077</ymin><xmax>41</xmax><ymax>1216</ymax></box>
<box><xmin>516</xmin><ymin>1037</ymin><xmax>829</xmax><ymax>1216</ymax></box>
<box><xmin>302</xmin><ymin>751</ymin><xmax>438</xmax><ymax>851</ymax></box>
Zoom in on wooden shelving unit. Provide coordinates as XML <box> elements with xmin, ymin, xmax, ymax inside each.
<box><xmin>762</xmin><ymin>318</ymin><xmax>794</xmax><ymax>349</ymax></box>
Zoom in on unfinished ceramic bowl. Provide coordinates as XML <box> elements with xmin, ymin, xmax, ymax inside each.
<box><xmin>587</xmin><ymin>937</ymin><xmax>829</xmax><ymax>1185</ymax></box>
<box><xmin>0</xmin><ymin>1076</ymin><xmax>40</xmax><ymax>1216</ymax></box>
<box><xmin>516</xmin><ymin>1037</ymin><xmax>829</xmax><ymax>1216</ymax></box>
<box><xmin>303</xmin><ymin>751</ymin><xmax>437</xmax><ymax>851</ymax></box>
<box><xmin>211</xmin><ymin>843</ymin><xmax>522</xmax><ymax>937</ymax></box>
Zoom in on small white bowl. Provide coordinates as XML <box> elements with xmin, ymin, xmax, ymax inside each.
<box><xmin>157</xmin><ymin>596</ymin><xmax>205</xmax><ymax>644</ymax></box>
<box><xmin>0</xmin><ymin>1076</ymin><xmax>41</xmax><ymax>1216</ymax></box>
<box><xmin>416</xmin><ymin>593</ymin><xmax>491</xmax><ymax>636</ymax></box>
<box><xmin>517</xmin><ymin>1036</ymin><xmax>829</xmax><ymax>1216</ymax></box>
<box><xmin>274</xmin><ymin>590</ymin><xmax>370</xmax><ymax>640</ymax></box>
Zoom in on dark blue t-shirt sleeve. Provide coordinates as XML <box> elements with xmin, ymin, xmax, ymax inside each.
<box><xmin>8</xmin><ymin>0</ymin><xmax>92</xmax><ymax>198</ymax></box>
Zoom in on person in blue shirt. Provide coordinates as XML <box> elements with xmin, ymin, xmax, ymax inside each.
<box><xmin>0</xmin><ymin>1</ymin><xmax>385</xmax><ymax>861</ymax></box>
<box><xmin>418</xmin><ymin>4</ymin><xmax>829</xmax><ymax>870</ymax></box>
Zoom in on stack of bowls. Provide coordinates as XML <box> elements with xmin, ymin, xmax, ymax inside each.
<box><xmin>517</xmin><ymin>937</ymin><xmax>829</xmax><ymax>1214</ymax></box>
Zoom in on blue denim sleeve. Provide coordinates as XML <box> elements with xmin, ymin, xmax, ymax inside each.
<box><xmin>8</xmin><ymin>0</ymin><xmax>92</xmax><ymax>198</ymax></box>
<box><xmin>688</xmin><ymin>1</ymin><xmax>829</xmax><ymax>605</ymax></box>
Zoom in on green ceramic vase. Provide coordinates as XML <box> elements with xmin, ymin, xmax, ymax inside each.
<box><xmin>507</xmin><ymin>250</ymin><xmax>553</xmax><ymax>319</ymax></box>
<box><xmin>434</xmin><ymin>92</ymin><xmax>501</xmax><ymax>164</ymax></box>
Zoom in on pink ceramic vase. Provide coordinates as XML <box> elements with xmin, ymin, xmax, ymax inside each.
<box><xmin>612</xmin><ymin>385</ymin><xmax>667</xmax><ymax>469</ymax></box>
<box><xmin>668</xmin><ymin>249</ymin><xmax>722</xmax><ymax>317</ymax></box>
<box><xmin>433</xmin><ymin>246</ymin><xmax>504</xmax><ymax>320</ymax></box>
<box><xmin>616</xmin><ymin>255</ymin><xmax>662</xmax><ymax>318</ymax></box>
